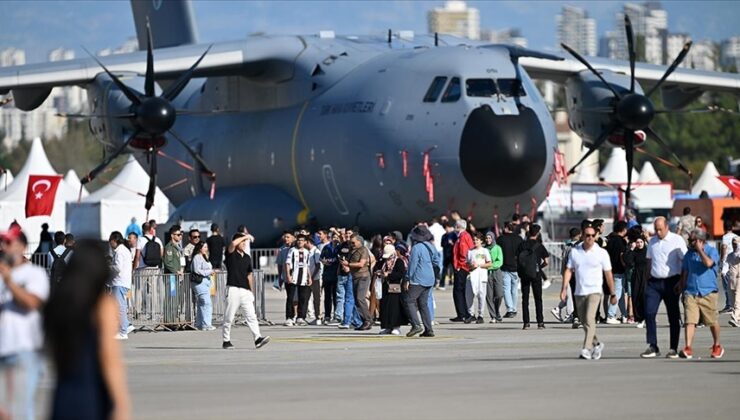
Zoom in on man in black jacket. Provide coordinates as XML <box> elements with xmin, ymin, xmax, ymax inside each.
<box><xmin>497</xmin><ymin>222</ymin><xmax>523</xmax><ymax>318</ymax></box>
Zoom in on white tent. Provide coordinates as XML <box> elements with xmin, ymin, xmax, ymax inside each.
<box><xmin>573</xmin><ymin>165</ymin><xmax>599</xmax><ymax>183</ymax></box>
<box><xmin>638</xmin><ymin>162</ymin><xmax>661</xmax><ymax>183</ymax></box>
<box><xmin>66</xmin><ymin>155</ymin><xmax>173</xmax><ymax>240</ymax></box>
<box><xmin>691</xmin><ymin>161</ymin><xmax>730</xmax><ymax>196</ymax></box>
<box><xmin>599</xmin><ymin>148</ymin><xmax>640</xmax><ymax>184</ymax></box>
<box><xmin>0</xmin><ymin>137</ymin><xmax>78</xmax><ymax>249</ymax></box>
<box><xmin>64</xmin><ymin>169</ymin><xmax>89</xmax><ymax>199</ymax></box>
<box><xmin>0</xmin><ymin>170</ymin><xmax>13</xmax><ymax>190</ymax></box>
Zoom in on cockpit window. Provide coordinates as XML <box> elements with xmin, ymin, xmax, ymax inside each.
<box><xmin>423</xmin><ymin>76</ymin><xmax>448</xmax><ymax>103</ymax></box>
<box><xmin>464</xmin><ymin>78</ymin><xmax>526</xmax><ymax>98</ymax></box>
<box><xmin>441</xmin><ymin>77</ymin><xmax>461</xmax><ymax>103</ymax></box>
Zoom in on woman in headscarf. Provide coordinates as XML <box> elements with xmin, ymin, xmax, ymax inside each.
<box><xmin>376</xmin><ymin>244</ymin><xmax>408</xmax><ymax>335</ymax></box>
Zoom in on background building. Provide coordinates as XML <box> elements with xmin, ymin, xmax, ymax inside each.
<box><xmin>427</xmin><ymin>1</ymin><xmax>480</xmax><ymax>40</ymax></box>
<box><xmin>557</xmin><ymin>5</ymin><xmax>597</xmax><ymax>56</ymax></box>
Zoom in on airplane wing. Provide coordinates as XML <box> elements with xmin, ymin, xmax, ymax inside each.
<box><xmin>520</xmin><ymin>54</ymin><xmax>740</xmax><ymax>95</ymax></box>
<box><xmin>0</xmin><ymin>36</ymin><xmax>306</xmax><ymax>110</ymax></box>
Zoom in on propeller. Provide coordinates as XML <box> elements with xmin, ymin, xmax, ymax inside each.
<box><xmin>564</xmin><ymin>14</ymin><xmax>693</xmax><ymax>209</ymax></box>
<box><xmin>79</xmin><ymin>20</ymin><xmax>215</xmax><ymax>210</ymax></box>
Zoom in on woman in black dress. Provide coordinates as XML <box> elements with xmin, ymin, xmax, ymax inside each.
<box><xmin>376</xmin><ymin>244</ymin><xmax>408</xmax><ymax>335</ymax></box>
<box><xmin>44</xmin><ymin>240</ymin><xmax>131</xmax><ymax>420</ymax></box>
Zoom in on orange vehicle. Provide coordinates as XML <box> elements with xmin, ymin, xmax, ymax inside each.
<box><xmin>672</xmin><ymin>198</ymin><xmax>740</xmax><ymax>238</ymax></box>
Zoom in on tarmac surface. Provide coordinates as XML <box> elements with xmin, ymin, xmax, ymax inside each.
<box><xmin>39</xmin><ymin>281</ymin><xmax>740</xmax><ymax>419</ymax></box>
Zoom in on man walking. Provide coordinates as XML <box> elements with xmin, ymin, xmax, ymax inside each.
<box><xmin>605</xmin><ymin>221</ymin><xmax>628</xmax><ymax>324</ymax></box>
<box><xmin>222</xmin><ymin>233</ymin><xmax>270</xmax><ymax>350</ymax></box>
<box><xmin>517</xmin><ymin>224</ymin><xmax>549</xmax><ymax>329</ymax></box>
<box><xmin>561</xmin><ymin>226</ymin><xmax>617</xmax><ymax>359</ymax></box>
<box><xmin>109</xmin><ymin>231</ymin><xmax>134</xmax><ymax>340</ymax></box>
<box><xmin>498</xmin><ymin>222</ymin><xmax>523</xmax><ymax>319</ymax></box>
<box><xmin>641</xmin><ymin>217</ymin><xmax>687</xmax><ymax>358</ymax></box>
<box><xmin>406</xmin><ymin>225</ymin><xmax>440</xmax><ymax>337</ymax></box>
<box><xmin>677</xmin><ymin>229</ymin><xmax>724</xmax><ymax>359</ymax></box>
<box><xmin>719</xmin><ymin>221</ymin><xmax>739</xmax><ymax>313</ymax></box>
<box><xmin>451</xmin><ymin>220</ymin><xmax>474</xmax><ymax>322</ymax></box>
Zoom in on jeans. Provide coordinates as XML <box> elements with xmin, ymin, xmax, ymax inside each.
<box><xmin>453</xmin><ymin>269</ymin><xmax>469</xmax><ymax>318</ymax></box>
<box><xmin>192</xmin><ymin>279</ymin><xmax>213</xmax><ymax>329</ymax></box>
<box><xmin>338</xmin><ymin>275</ymin><xmax>361</xmax><ymax>327</ymax></box>
<box><xmin>722</xmin><ymin>273</ymin><xmax>732</xmax><ymax>309</ymax></box>
<box><xmin>502</xmin><ymin>270</ymin><xmax>519</xmax><ymax>313</ymax></box>
<box><xmin>323</xmin><ymin>278</ymin><xmax>338</xmax><ymax>320</ymax></box>
<box><xmin>645</xmin><ymin>276</ymin><xmax>681</xmax><ymax>351</ymax></box>
<box><xmin>607</xmin><ymin>274</ymin><xmax>625</xmax><ymax>318</ymax></box>
<box><xmin>0</xmin><ymin>350</ymin><xmax>43</xmax><ymax>420</ymax></box>
<box><xmin>110</xmin><ymin>286</ymin><xmax>130</xmax><ymax>334</ymax></box>
<box><xmin>521</xmin><ymin>274</ymin><xmax>543</xmax><ymax>324</ymax></box>
<box><xmin>406</xmin><ymin>284</ymin><xmax>433</xmax><ymax>333</ymax></box>
<box><xmin>428</xmin><ymin>288</ymin><xmax>435</xmax><ymax>321</ymax></box>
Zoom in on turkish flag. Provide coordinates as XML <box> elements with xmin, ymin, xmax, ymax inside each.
<box><xmin>25</xmin><ymin>174</ymin><xmax>63</xmax><ymax>218</ymax></box>
<box><xmin>718</xmin><ymin>176</ymin><xmax>740</xmax><ymax>200</ymax></box>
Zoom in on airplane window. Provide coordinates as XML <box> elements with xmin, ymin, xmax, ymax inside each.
<box><xmin>441</xmin><ymin>77</ymin><xmax>461</xmax><ymax>103</ymax></box>
<box><xmin>423</xmin><ymin>76</ymin><xmax>448</xmax><ymax>102</ymax></box>
<box><xmin>466</xmin><ymin>79</ymin><xmax>496</xmax><ymax>97</ymax></box>
<box><xmin>496</xmin><ymin>78</ymin><xmax>526</xmax><ymax>97</ymax></box>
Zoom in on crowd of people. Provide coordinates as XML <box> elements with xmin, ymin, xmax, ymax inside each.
<box><xmin>1</xmin><ymin>206</ymin><xmax>739</xmax><ymax>418</ymax></box>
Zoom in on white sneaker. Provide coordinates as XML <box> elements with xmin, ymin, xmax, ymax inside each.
<box><xmin>489</xmin><ymin>318</ymin><xmax>497</xmax><ymax>324</ymax></box>
<box><xmin>636</xmin><ymin>321</ymin><xmax>645</xmax><ymax>329</ymax></box>
<box><xmin>126</xmin><ymin>325</ymin><xmax>136</xmax><ymax>334</ymax></box>
<box><xmin>542</xmin><ymin>279</ymin><xmax>551</xmax><ymax>290</ymax></box>
<box><xmin>579</xmin><ymin>348</ymin><xmax>592</xmax><ymax>360</ymax></box>
<box><xmin>284</xmin><ymin>319</ymin><xmax>295</xmax><ymax>327</ymax></box>
<box><xmin>438</xmin><ymin>287</ymin><xmax>446</xmax><ymax>291</ymax></box>
<box><xmin>202</xmin><ymin>326</ymin><xmax>217</xmax><ymax>331</ymax></box>
<box><xmin>591</xmin><ymin>342</ymin><xmax>604</xmax><ymax>360</ymax></box>
<box><xmin>606</xmin><ymin>317</ymin><xmax>620</xmax><ymax>325</ymax></box>
<box><xmin>296</xmin><ymin>318</ymin><xmax>308</xmax><ymax>326</ymax></box>
<box><xmin>550</xmin><ymin>307</ymin><xmax>563</xmax><ymax>322</ymax></box>
<box><xmin>114</xmin><ymin>333</ymin><xmax>128</xmax><ymax>340</ymax></box>
<box><xmin>391</xmin><ymin>328</ymin><xmax>401</xmax><ymax>336</ymax></box>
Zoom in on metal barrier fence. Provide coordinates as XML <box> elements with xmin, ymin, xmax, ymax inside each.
<box><xmin>542</xmin><ymin>242</ymin><xmax>567</xmax><ymax>280</ymax></box>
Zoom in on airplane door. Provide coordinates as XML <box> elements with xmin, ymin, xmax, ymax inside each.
<box><xmin>321</xmin><ymin>164</ymin><xmax>349</xmax><ymax>216</ymax></box>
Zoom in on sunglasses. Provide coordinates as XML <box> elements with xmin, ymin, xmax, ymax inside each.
<box><xmin>584</xmin><ymin>234</ymin><xmax>596</xmax><ymax>238</ymax></box>
<box><xmin>191</xmin><ymin>235</ymin><xmax>201</xmax><ymax>239</ymax></box>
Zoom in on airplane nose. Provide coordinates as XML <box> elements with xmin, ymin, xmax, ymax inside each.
<box><xmin>459</xmin><ymin>106</ymin><xmax>547</xmax><ymax>197</ymax></box>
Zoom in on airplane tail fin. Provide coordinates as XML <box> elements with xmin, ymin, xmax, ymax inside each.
<box><xmin>130</xmin><ymin>0</ymin><xmax>199</xmax><ymax>50</ymax></box>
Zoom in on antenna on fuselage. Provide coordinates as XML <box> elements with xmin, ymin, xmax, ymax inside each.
<box><xmin>434</xmin><ymin>32</ymin><xmax>438</xmax><ymax>47</ymax></box>
<box><xmin>387</xmin><ymin>29</ymin><xmax>392</xmax><ymax>45</ymax></box>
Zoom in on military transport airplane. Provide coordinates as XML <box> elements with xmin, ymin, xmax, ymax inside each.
<box><xmin>1</xmin><ymin>0</ymin><xmax>738</xmax><ymax>243</ymax></box>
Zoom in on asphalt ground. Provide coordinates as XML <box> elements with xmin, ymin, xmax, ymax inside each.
<box><xmin>37</xmin><ymin>281</ymin><xmax>740</xmax><ymax>419</ymax></box>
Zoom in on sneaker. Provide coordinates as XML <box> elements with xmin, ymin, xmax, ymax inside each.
<box><xmin>126</xmin><ymin>325</ymin><xmax>136</xmax><ymax>334</ymax></box>
<box><xmin>327</xmin><ymin>318</ymin><xmax>341</xmax><ymax>326</ymax></box>
<box><xmin>697</xmin><ymin>322</ymin><xmax>705</xmax><ymax>328</ymax></box>
<box><xmin>537</xmin><ymin>323</ymin><xmax>546</xmax><ymax>330</ymax></box>
<box><xmin>665</xmin><ymin>349</ymin><xmax>679</xmax><ymax>359</ymax></box>
<box><xmin>449</xmin><ymin>317</ymin><xmax>465</xmax><ymax>322</ymax></box>
<box><xmin>550</xmin><ymin>307</ymin><xmax>563</xmax><ymax>322</ymax></box>
<box><xmin>222</xmin><ymin>341</ymin><xmax>235</xmax><ymax>350</ymax></box>
<box><xmin>522</xmin><ymin>323</ymin><xmax>530</xmax><ymax>330</ymax></box>
<box><xmin>606</xmin><ymin>317</ymin><xmax>620</xmax><ymax>325</ymax></box>
<box><xmin>711</xmin><ymin>344</ymin><xmax>725</xmax><ymax>359</ymax></box>
<box><xmin>438</xmin><ymin>287</ymin><xmax>446</xmax><ymax>291</ymax></box>
<box><xmin>729</xmin><ymin>319</ymin><xmax>739</xmax><ymax>327</ymax></box>
<box><xmin>563</xmin><ymin>313</ymin><xmax>574</xmax><ymax>324</ymax></box>
<box><xmin>591</xmin><ymin>342</ymin><xmax>604</xmax><ymax>360</ymax></box>
<box><xmin>679</xmin><ymin>346</ymin><xmax>693</xmax><ymax>359</ymax></box>
<box><xmin>284</xmin><ymin>319</ymin><xmax>295</xmax><ymax>327</ymax></box>
<box><xmin>390</xmin><ymin>328</ymin><xmax>401</xmax><ymax>336</ymax></box>
<box><xmin>255</xmin><ymin>336</ymin><xmax>271</xmax><ymax>349</ymax></box>
<box><xmin>579</xmin><ymin>348</ymin><xmax>592</xmax><ymax>360</ymax></box>
<box><xmin>495</xmin><ymin>316</ymin><xmax>503</xmax><ymax>323</ymax></box>
<box><xmin>338</xmin><ymin>324</ymin><xmax>350</xmax><ymax>329</ymax></box>
<box><xmin>114</xmin><ymin>333</ymin><xmax>128</xmax><ymax>340</ymax></box>
<box><xmin>489</xmin><ymin>318</ymin><xmax>498</xmax><ymax>324</ymax></box>
<box><xmin>374</xmin><ymin>320</ymin><xmax>381</xmax><ymax>326</ymax></box>
<box><xmin>621</xmin><ymin>316</ymin><xmax>628</xmax><ymax>324</ymax></box>
<box><xmin>420</xmin><ymin>331</ymin><xmax>435</xmax><ymax>338</ymax></box>
<box><xmin>542</xmin><ymin>279</ymin><xmax>552</xmax><ymax>290</ymax></box>
<box><xmin>627</xmin><ymin>317</ymin><xmax>636</xmax><ymax>325</ymax></box>
<box><xmin>640</xmin><ymin>345</ymin><xmax>660</xmax><ymax>358</ymax></box>
<box><xmin>202</xmin><ymin>326</ymin><xmax>217</xmax><ymax>331</ymax></box>
<box><xmin>636</xmin><ymin>321</ymin><xmax>645</xmax><ymax>329</ymax></box>
<box><xmin>296</xmin><ymin>318</ymin><xmax>308</xmax><ymax>326</ymax></box>
<box><xmin>308</xmin><ymin>319</ymin><xmax>321</xmax><ymax>326</ymax></box>
<box><xmin>572</xmin><ymin>318</ymin><xmax>581</xmax><ymax>329</ymax></box>
<box><xmin>406</xmin><ymin>325</ymin><xmax>423</xmax><ymax>337</ymax></box>
<box><xmin>719</xmin><ymin>306</ymin><xmax>732</xmax><ymax>314</ymax></box>
<box><xmin>476</xmin><ymin>316</ymin><xmax>484</xmax><ymax>324</ymax></box>
<box><xmin>379</xmin><ymin>329</ymin><xmax>391</xmax><ymax>335</ymax></box>
<box><xmin>463</xmin><ymin>316</ymin><xmax>475</xmax><ymax>324</ymax></box>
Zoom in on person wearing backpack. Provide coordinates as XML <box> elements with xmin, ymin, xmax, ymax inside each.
<box><xmin>136</xmin><ymin>221</ymin><xmax>163</xmax><ymax>269</ymax></box>
<box><xmin>516</xmin><ymin>224</ymin><xmax>549</xmax><ymax>330</ymax></box>
<box><xmin>48</xmin><ymin>231</ymin><xmax>72</xmax><ymax>288</ymax></box>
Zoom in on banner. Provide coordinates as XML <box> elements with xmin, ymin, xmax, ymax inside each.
<box><xmin>25</xmin><ymin>174</ymin><xmax>63</xmax><ymax>218</ymax></box>
<box><xmin>718</xmin><ymin>176</ymin><xmax>740</xmax><ymax>199</ymax></box>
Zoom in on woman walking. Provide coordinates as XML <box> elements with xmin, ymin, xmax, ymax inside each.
<box><xmin>191</xmin><ymin>241</ymin><xmax>215</xmax><ymax>330</ymax></box>
<box><xmin>376</xmin><ymin>244</ymin><xmax>408</xmax><ymax>335</ymax></box>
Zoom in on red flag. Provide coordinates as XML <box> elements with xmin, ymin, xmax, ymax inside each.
<box><xmin>718</xmin><ymin>176</ymin><xmax>740</xmax><ymax>199</ymax></box>
<box><xmin>25</xmin><ymin>174</ymin><xmax>63</xmax><ymax>218</ymax></box>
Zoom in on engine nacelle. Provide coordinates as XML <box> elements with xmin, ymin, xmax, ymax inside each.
<box><xmin>564</xmin><ymin>69</ymin><xmax>646</xmax><ymax>146</ymax></box>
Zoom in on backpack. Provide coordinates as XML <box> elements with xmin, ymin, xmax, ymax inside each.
<box><xmin>50</xmin><ymin>248</ymin><xmax>71</xmax><ymax>283</ymax></box>
<box><xmin>517</xmin><ymin>242</ymin><xmax>541</xmax><ymax>279</ymax></box>
<box><xmin>142</xmin><ymin>236</ymin><xmax>162</xmax><ymax>267</ymax></box>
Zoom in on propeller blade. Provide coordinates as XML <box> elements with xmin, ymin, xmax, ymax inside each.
<box><xmin>168</xmin><ymin>129</ymin><xmax>216</xmax><ymax>179</ymax></box>
<box><xmin>624</xmin><ymin>15</ymin><xmax>636</xmax><ymax>93</ymax></box>
<box><xmin>644</xmin><ymin>126</ymin><xmax>692</xmax><ymax>176</ymax></box>
<box><xmin>161</xmin><ymin>44</ymin><xmax>213</xmax><ymax>101</ymax></box>
<box><xmin>56</xmin><ymin>112</ymin><xmax>135</xmax><ymax>119</ymax></box>
<box><xmin>82</xmin><ymin>47</ymin><xmax>141</xmax><ymax>106</ymax></box>
<box><xmin>625</xmin><ymin>130</ymin><xmax>635</xmax><ymax>207</ymax></box>
<box><xmin>561</xmin><ymin>43</ymin><xmax>622</xmax><ymax>99</ymax></box>
<box><xmin>145</xmin><ymin>148</ymin><xmax>158</xmax><ymax>211</ymax></box>
<box><xmin>646</xmin><ymin>41</ymin><xmax>692</xmax><ymax>98</ymax></box>
<box><xmin>578</xmin><ymin>107</ymin><xmax>615</xmax><ymax>114</ymax></box>
<box><xmin>175</xmin><ymin>109</ymin><xmax>237</xmax><ymax>116</ymax></box>
<box><xmin>655</xmin><ymin>105</ymin><xmax>738</xmax><ymax>115</ymax></box>
<box><xmin>567</xmin><ymin>124</ymin><xmax>616</xmax><ymax>175</ymax></box>
<box><xmin>81</xmin><ymin>130</ymin><xmax>139</xmax><ymax>184</ymax></box>
<box><xmin>144</xmin><ymin>19</ymin><xmax>155</xmax><ymax>97</ymax></box>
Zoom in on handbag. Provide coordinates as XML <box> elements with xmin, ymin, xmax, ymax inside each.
<box><xmin>387</xmin><ymin>283</ymin><xmax>402</xmax><ymax>294</ymax></box>
<box><xmin>190</xmin><ymin>273</ymin><xmax>204</xmax><ymax>284</ymax></box>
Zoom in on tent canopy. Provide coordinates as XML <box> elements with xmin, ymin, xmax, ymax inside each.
<box><xmin>691</xmin><ymin>161</ymin><xmax>730</xmax><ymax>196</ymax></box>
<box><xmin>0</xmin><ymin>137</ymin><xmax>77</xmax><ymax>201</ymax></box>
<box><xmin>64</xmin><ymin>169</ymin><xmax>88</xmax><ymax>199</ymax></box>
<box><xmin>638</xmin><ymin>161</ymin><xmax>661</xmax><ymax>183</ymax></box>
<box><xmin>599</xmin><ymin>148</ymin><xmax>640</xmax><ymax>184</ymax></box>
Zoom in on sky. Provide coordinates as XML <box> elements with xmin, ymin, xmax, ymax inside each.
<box><xmin>0</xmin><ymin>1</ymin><xmax>738</xmax><ymax>63</ymax></box>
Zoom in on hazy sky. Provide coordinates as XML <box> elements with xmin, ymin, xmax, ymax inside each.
<box><xmin>1</xmin><ymin>1</ymin><xmax>738</xmax><ymax>63</ymax></box>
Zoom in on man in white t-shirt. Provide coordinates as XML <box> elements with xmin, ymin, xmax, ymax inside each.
<box><xmin>720</xmin><ymin>221</ymin><xmax>740</xmax><ymax>313</ymax></box>
<box><xmin>0</xmin><ymin>227</ymin><xmax>50</xmax><ymax>420</ymax></box>
<box><xmin>109</xmin><ymin>231</ymin><xmax>134</xmax><ymax>340</ymax></box>
<box><xmin>561</xmin><ymin>225</ymin><xmax>616</xmax><ymax>360</ymax></box>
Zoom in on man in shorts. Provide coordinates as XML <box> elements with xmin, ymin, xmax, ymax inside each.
<box><xmin>677</xmin><ymin>229</ymin><xmax>724</xmax><ymax>359</ymax></box>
